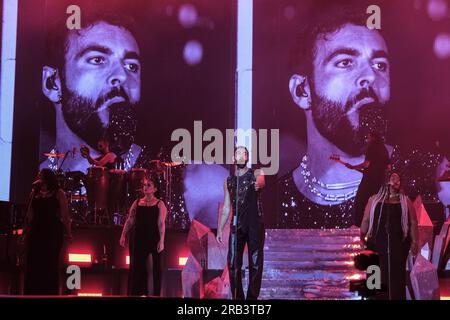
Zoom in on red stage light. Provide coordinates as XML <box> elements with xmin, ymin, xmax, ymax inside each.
<box><xmin>12</xmin><ymin>229</ymin><xmax>23</xmax><ymax>235</ymax></box>
<box><xmin>68</xmin><ymin>253</ymin><xmax>92</xmax><ymax>263</ymax></box>
<box><xmin>126</xmin><ymin>255</ymin><xmax>130</xmax><ymax>265</ymax></box>
<box><xmin>178</xmin><ymin>256</ymin><xmax>188</xmax><ymax>266</ymax></box>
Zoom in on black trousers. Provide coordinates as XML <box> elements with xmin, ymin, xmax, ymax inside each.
<box><xmin>227</xmin><ymin>222</ymin><xmax>265</xmax><ymax>300</ymax></box>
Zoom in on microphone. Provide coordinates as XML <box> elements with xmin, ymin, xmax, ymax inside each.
<box><xmin>72</xmin><ymin>147</ymin><xmax>76</xmax><ymax>158</ymax></box>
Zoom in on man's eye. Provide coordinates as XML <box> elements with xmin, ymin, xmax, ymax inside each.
<box><xmin>125</xmin><ymin>63</ymin><xmax>140</xmax><ymax>73</ymax></box>
<box><xmin>373</xmin><ymin>62</ymin><xmax>388</xmax><ymax>72</ymax></box>
<box><xmin>335</xmin><ymin>59</ymin><xmax>353</xmax><ymax>68</ymax></box>
<box><xmin>88</xmin><ymin>56</ymin><xmax>106</xmax><ymax>65</ymax></box>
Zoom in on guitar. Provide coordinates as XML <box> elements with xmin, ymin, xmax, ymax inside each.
<box><xmin>329</xmin><ymin>155</ymin><xmax>365</xmax><ymax>173</ymax></box>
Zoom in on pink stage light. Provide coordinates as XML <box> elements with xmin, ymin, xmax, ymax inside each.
<box><xmin>178</xmin><ymin>256</ymin><xmax>188</xmax><ymax>266</ymax></box>
<box><xmin>68</xmin><ymin>253</ymin><xmax>92</xmax><ymax>263</ymax></box>
<box><xmin>126</xmin><ymin>255</ymin><xmax>130</xmax><ymax>265</ymax></box>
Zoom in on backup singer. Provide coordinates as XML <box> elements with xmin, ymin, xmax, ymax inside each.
<box><xmin>120</xmin><ymin>175</ymin><xmax>167</xmax><ymax>296</ymax></box>
<box><xmin>22</xmin><ymin>169</ymin><xmax>72</xmax><ymax>295</ymax></box>
<box><xmin>216</xmin><ymin>146</ymin><xmax>265</xmax><ymax>300</ymax></box>
<box><xmin>360</xmin><ymin>172</ymin><xmax>419</xmax><ymax>300</ymax></box>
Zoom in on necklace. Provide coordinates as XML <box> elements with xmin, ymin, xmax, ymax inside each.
<box><xmin>300</xmin><ymin>155</ymin><xmax>361</xmax><ymax>202</ymax></box>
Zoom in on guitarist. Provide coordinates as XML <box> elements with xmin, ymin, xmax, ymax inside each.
<box><xmin>339</xmin><ymin>131</ymin><xmax>390</xmax><ymax>227</ymax></box>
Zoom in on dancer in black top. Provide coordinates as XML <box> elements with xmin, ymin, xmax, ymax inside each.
<box><xmin>120</xmin><ymin>174</ymin><xmax>167</xmax><ymax>296</ymax></box>
<box><xmin>345</xmin><ymin>131</ymin><xmax>390</xmax><ymax>227</ymax></box>
<box><xmin>22</xmin><ymin>169</ymin><xmax>72</xmax><ymax>295</ymax></box>
<box><xmin>360</xmin><ymin>172</ymin><xmax>419</xmax><ymax>300</ymax></box>
<box><xmin>216</xmin><ymin>146</ymin><xmax>265</xmax><ymax>300</ymax></box>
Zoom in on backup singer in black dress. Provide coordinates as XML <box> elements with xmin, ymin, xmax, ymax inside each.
<box><xmin>22</xmin><ymin>169</ymin><xmax>72</xmax><ymax>295</ymax></box>
<box><xmin>360</xmin><ymin>172</ymin><xmax>419</xmax><ymax>300</ymax></box>
<box><xmin>120</xmin><ymin>175</ymin><xmax>167</xmax><ymax>296</ymax></box>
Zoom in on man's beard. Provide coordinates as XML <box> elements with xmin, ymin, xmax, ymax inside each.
<box><xmin>61</xmin><ymin>86</ymin><xmax>138</xmax><ymax>155</ymax></box>
<box><xmin>236</xmin><ymin>160</ymin><xmax>248</xmax><ymax>169</ymax></box>
<box><xmin>311</xmin><ymin>87</ymin><xmax>387</xmax><ymax>156</ymax></box>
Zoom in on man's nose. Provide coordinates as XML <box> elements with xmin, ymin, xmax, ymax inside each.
<box><xmin>356</xmin><ymin>65</ymin><xmax>376</xmax><ymax>89</ymax></box>
<box><xmin>107</xmin><ymin>63</ymin><xmax>127</xmax><ymax>87</ymax></box>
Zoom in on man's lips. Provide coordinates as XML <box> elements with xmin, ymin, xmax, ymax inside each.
<box><xmin>346</xmin><ymin>97</ymin><xmax>375</xmax><ymax>115</ymax></box>
<box><xmin>96</xmin><ymin>96</ymin><xmax>126</xmax><ymax>112</ymax></box>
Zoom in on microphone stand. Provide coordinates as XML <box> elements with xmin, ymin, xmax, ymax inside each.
<box><xmin>233</xmin><ymin>165</ymin><xmax>239</xmax><ymax>300</ymax></box>
<box><xmin>58</xmin><ymin>150</ymin><xmax>71</xmax><ymax>172</ymax></box>
<box><xmin>385</xmin><ymin>183</ymin><xmax>392</xmax><ymax>300</ymax></box>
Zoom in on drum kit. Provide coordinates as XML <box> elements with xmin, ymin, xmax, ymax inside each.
<box><xmin>45</xmin><ymin>152</ymin><xmax>185</xmax><ymax>226</ymax></box>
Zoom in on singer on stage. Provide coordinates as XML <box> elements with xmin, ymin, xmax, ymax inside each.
<box><xmin>216</xmin><ymin>146</ymin><xmax>265</xmax><ymax>300</ymax></box>
<box><xmin>120</xmin><ymin>174</ymin><xmax>167</xmax><ymax>296</ymax></box>
<box><xmin>360</xmin><ymin>172</ymin><xmax>419</xmax><ymax>300</ymax></box>
<box><xmin>22</xmin><ymin>169</ymin><xmax>72</xmax><ymax>295</ymax></box>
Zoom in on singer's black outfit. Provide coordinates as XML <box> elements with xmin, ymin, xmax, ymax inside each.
<box><xmin>354</xmin><ymin>142</ymin><xmax>390</xmax><ymax>227</ymax></box>
<box><xmin>227</xmin><ymin>169</ymin><xmax>265</xmax><ymax>300</ymax></box>
<box><xmin>24</xmin><ymin>192</ymin><xmax>64</xmax><ymax>295</ymax></box>
<box><xmin>128</xmin><ymin>203</ymin><xmax>161</xmax><ymax>296</ymax></box>
<box><xmin>367</xmin><ymin>202</ymin><xmax>410</xmax><ymax>300</ymax></box>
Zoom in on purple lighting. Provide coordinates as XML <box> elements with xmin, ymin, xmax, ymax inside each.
<box><xmin>183</xmin><ymin>40</ymin><xmax>203</xmax><ymax>66</ymax></box>
<box><xmin>427</xmin><ymin>0</ymin><xmax>448</xmax><ymax>21</ymax></box>
<box><xmin>434</xmin><ymin>33</ymin><xmax>450</xmax><ymax>59</ymax></box>
<box><xmin>178</xmin><ymin>4</ymin><xmax>198</xmax><ymax>28</ymax></box>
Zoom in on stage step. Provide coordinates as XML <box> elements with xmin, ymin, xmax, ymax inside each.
<box><xmin>253</xmin><ymin>228</ymin><xmax>363</xmax><ymax>300</ymax></box>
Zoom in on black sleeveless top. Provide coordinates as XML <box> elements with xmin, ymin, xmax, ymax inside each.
<box><xmin>227</xmin><ymin>168</ymin><xmax>263</xmax><ymax>231</ymax></box>
<box><xmin>29</xmin><ymin>191</ymin><xmax>64</xmax><ymax>241</ymax></box>
<box><xmin>133</xmin><ymin>202</ymin><xmax>160</xmax><ymax>253</ymax></box>
<box><xmin>369</xmin><ymin>202</ymin><xmax>406</xmax><ymax>243</ymax></box>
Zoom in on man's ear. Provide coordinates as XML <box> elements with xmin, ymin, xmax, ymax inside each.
<box><xmin>289</xmin><ymin>74</ymin><xmax>312</xmax><ymax>110</ymax></box>
<box><xmin>42</xmin><ymin>66</ymin><xmax>62</xmax><ymax>104</ymax></box>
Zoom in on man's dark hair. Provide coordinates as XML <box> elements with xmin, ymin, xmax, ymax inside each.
<box><xmin>44</xmin><ymin>12</ymin><xmax>139</xmax><ymax>76</ymax></box>
<box><xmin>234</xmin><ymin>146</ymin><xmax>249</xmax><ymax>157</ymax></box>
<box><xmin>290</xmin><ymin>4</ymin><xmax>375</xmax><ymax>79</ymax></box>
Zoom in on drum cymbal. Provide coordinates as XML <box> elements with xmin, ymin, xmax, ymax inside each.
<box><xmin>149</xmin><ymin>159</ymin><xmax>183</xmax><ymax>167</ymax></box>
<box><xmin>44</xmin><ymin>153</ymin><xmax>65</xmax><ymax>158</ymax></box>
<box><xmin>162</xmin><ymin>161</ymin><xmax>183</xmax><ymax>167</ymax></box>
